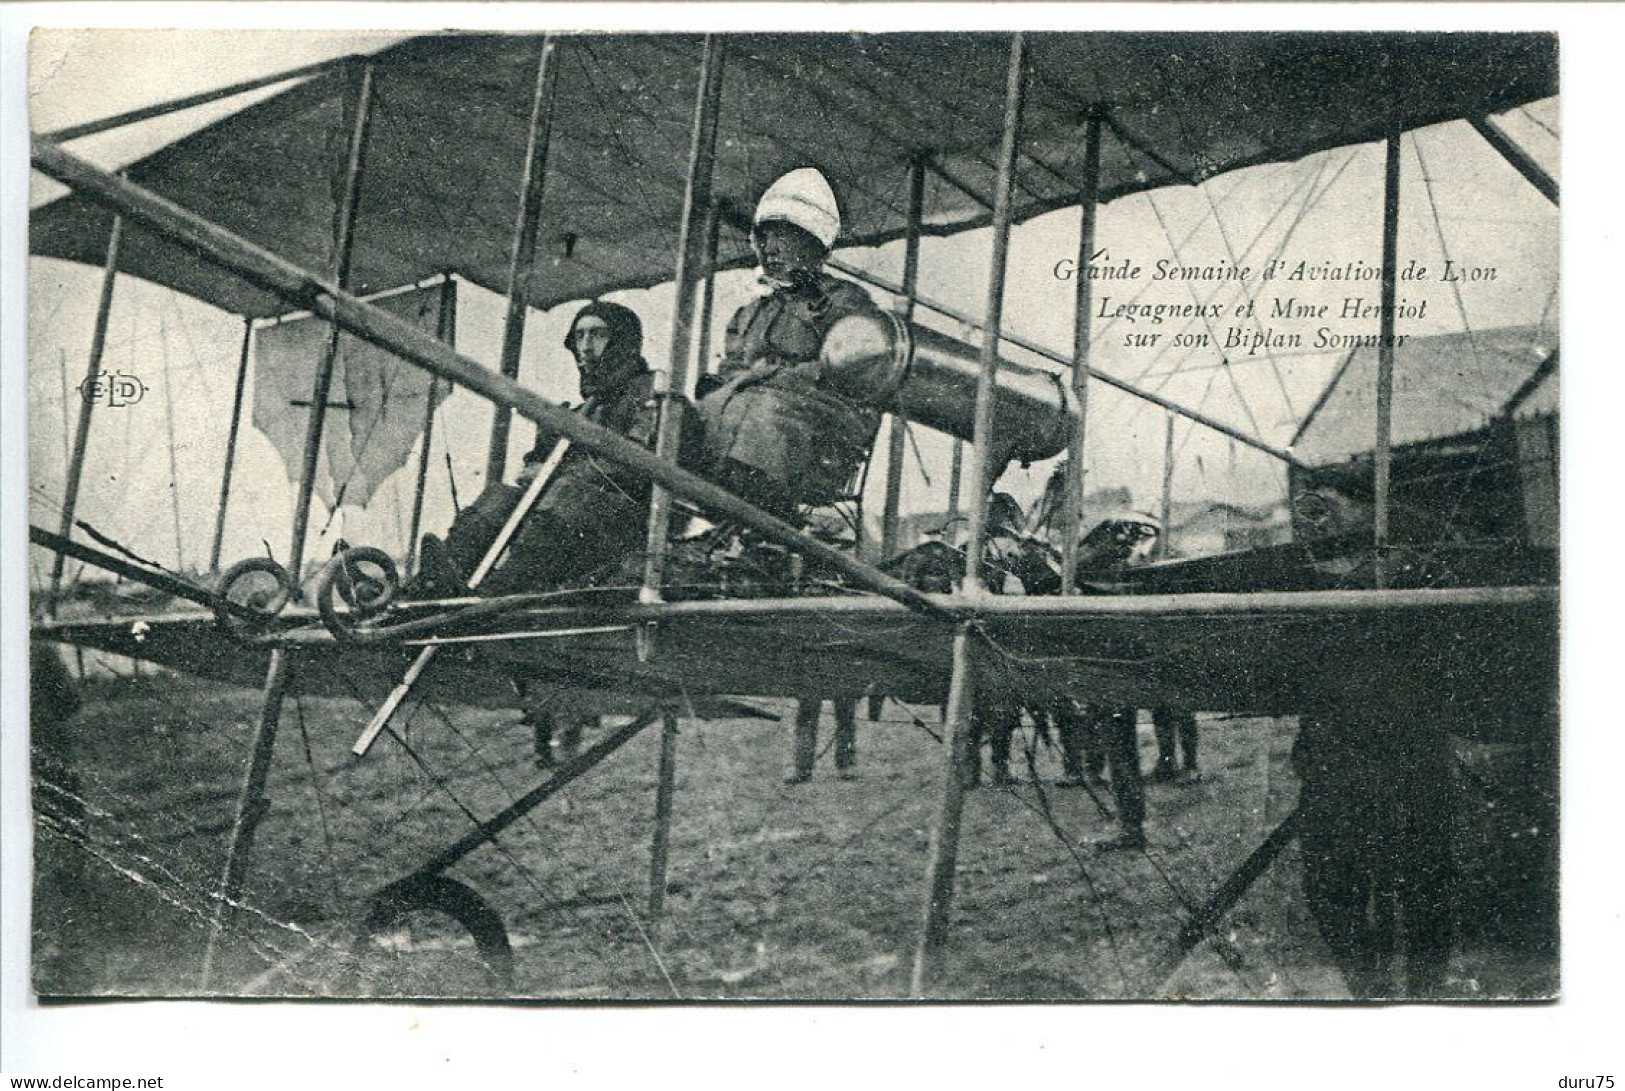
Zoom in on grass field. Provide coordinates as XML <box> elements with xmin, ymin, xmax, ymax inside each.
<box><xmin>31</xmin><ymin>663</ymin><xmax>1556</xmax><ymax>1001</ymax></box>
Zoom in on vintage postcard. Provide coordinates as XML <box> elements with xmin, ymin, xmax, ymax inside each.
<box><xmin>19</xmin><ymin>23</ymin><xmax>1559</xmax><ymax>1011</ymax></box>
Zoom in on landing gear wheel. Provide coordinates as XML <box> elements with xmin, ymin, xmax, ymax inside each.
<box><xmin>214</xmin><ymin>557</ymin><xmax>295</xmax><ymax>638</ymax></box>
<box><xmin>313</xmin><ymin>547</ymin><xmax>399</xmax><ymax>640</ymax></box>
<box><xmin>348</xmin><ymin>876</ymin><xmax>515</xmax><ymax>995</ymax></box>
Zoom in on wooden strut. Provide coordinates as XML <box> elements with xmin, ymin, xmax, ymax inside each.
<box><xmin>201</xmin><ymin>651</ymin><xmax>292</xmax><ymax>989</ymax></box>
<box><xmin>912</xmin><ymin>31</ymin><xmax>1027</xmax><ymax>997</ymax></box>
<box><xmin>648</xmin><ymin>713</ymin><xmax>680</xmax><ymax>919</ymax></box>
<box><xmin>1468</xmin><ymin>116</ymin><xmax>1558</xmax><ymax>206</ymax></box>
<box><xmin>405</xmin><ymin>276</ymin><xmax>457</xmax><ymax>574</ymax></box>
<box><xmin>1374</xmin><ymin>134</ymin><xmax>1401</xmax><ymax>590</ymax></box>
<box><xmin>30</xmin><ymin>524</ymin><xmax>270</xmax><ymax>624</ymax></box>
<box><xmin>209</xmin><ymin>318</ymin><xmax>254</xmax><ymax>573</ymax></box>
<box><xmin>30</xmin><ymin>136</ymin><xmax>958</xmax><ymax>625</ymax></box>
<box><xmin>1060</xmin><ymin>112</ymin><xmax>1104</xmax><ymax>594</ymax></box>
<box><xmin>49</xmin><ymin>214</ymin><xmax>121</xmax><ymax>607</ymax></box>
<box><xmin>879</xmin><ymin>156</ymin><xmax>928</xmax><ymax>560</ymax></box>
<box><xmin>640</xmin><ymin>35</ymin><xmax>726</xmax><ymax>617</ymax></box>
<box><xmin>694</xmin><ymin>201</ymin><xmax>722</xmax><ymax>376</ymax></box>
<box><xmin>1158</xmin><ymin>411</ymin><xmax>1176</xmax><ymax>559</ymax></box>
<box><xmin>392</xmin><ymin>708</ymin><xmax>660</xmax><ymax>885</ymax></box>
<box><xmin>201</xmin><ymin>63</ymin><xmax>374</xmax><ymax>990</ymax></box>
<box><xmin>487</xmin><ymin>35</ymin><xmax>561</xmax><ymax>486</ymax></box>
<box><xmin>639</xmin><ymin>37</ymin><xmax>724</xmax><ymax>921</ymax></box>
<box><xmin>287</xmin><ymin>62</ymin><xmax>376</xmax><ymax>589</ymax></box>
<box><xmin>351</xmin><ymin>435</ymin><xmax>575</xmax><ymax>757</ymax></box>
<box><xmin>1146</xmin><ymin>808</ymin><xmax>1303</xmax><ymax>994</ymax></box>
<box><xmin>45</xmin><ymin>55</ymin><xmax>356</xmax><ymax>143</ymax></box>
<box><xmin>158</xmin><ymin>316</ymin><xmax>186</xmax><ymax>571</ymax></box>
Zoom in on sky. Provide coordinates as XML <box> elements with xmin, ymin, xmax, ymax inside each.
<box><xmin>20</xmin><ymin>28</ymin><xmax>1559</xmax><ymax>581</ymax></box>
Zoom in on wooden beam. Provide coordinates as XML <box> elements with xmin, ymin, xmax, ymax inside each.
<box><xmin>44</xmin><ymin>56</ymin><xmax>354</xmax><ymax>143</ymax></box>
<box><xmin>49</xmin><ymin>214</ymin><xmax>120</xmax><ymax>606</ymax></box>
<box><xmin>1060</xmin><ymin>112</ymin><xmax>1103</xmax><ymax>593</ymax></box>
<box><xmin>287</xmin><ymin>62</ymin><xmax>375</xmax><ymax>586</ymax></box>
<box><xmin>880</xmin><ymin>157</ymin><xmax>928</xmax><ymax>559</ymax></box>
<box><xmin>641</xmin><ymin>36</ymin><xmax>726</xmax><ymax>607</ymax></box>
<box><xmin>406</xmin><ymin>276</ymin><xmax>456</xmax><ymax>573</ymax></box>
<box><xmin>209</xmin><ymin>318</ymin><xmax>254</xmax><ymax>573</ymax></box>
<box><xmin>1374</xmin><ymin>135</ymin><xmax>1401</xmax><ymax>589</ymax></box>
<box><xmin>1469</xmin><ymin>115</ymin><xmax>1558</xmax><ymax>206</ymax></box>
<box><xmin>648</xmin><ymin>712</ymin><xmax>680</xmax><ymax>919</ymax></box>
<box><xmin>487</xmin><ymin>36</ymin><xmax>561</xmax><ymax>484</ymax></box>
<box><xmin>201</xmin><ymin>650</ymin><xmax>292</xmax><ymax>989</ymax></box>
<box><xmin>1159</xmin><ymin>411</ymin><xmax>1176</xmax><ymax>559</ymax></box>
<box><xmin>913</xmin><ymin>32</ymin><xmax>1027</xmax><ymax>996</ymax></box>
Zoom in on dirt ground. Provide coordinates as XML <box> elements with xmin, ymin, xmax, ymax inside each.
<box><xmin>30</xmin><ymin>663</ymin><xmax>1557</xmax><ymax>1002</ymax></box>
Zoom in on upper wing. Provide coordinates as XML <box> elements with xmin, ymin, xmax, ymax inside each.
<box><xmin>31</xmin><ymin>32</ymin><xmax>1555</xmax><ymax>319</ymax></box>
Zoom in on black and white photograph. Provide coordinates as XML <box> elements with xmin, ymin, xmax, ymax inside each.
<box><xmin>15</xmin><ymin>21</ymin><xmax>1564</xmax><ymax>1013</ymax></box>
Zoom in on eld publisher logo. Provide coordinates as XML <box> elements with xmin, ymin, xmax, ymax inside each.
<box><xmin>78</xmin><ymin>371</ymin><xmax>146</xmax><ymax>408</ymax></box>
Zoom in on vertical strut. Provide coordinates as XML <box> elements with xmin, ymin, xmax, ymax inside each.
<box><xmin>880</xmin><ymin>156</ymin><xmax>928</xmax><ymax>560</ymax></box>
<box><xmin>209</xmin><ymin>317</ymin><xmax>254</xmax><ymax>573</ymax></box>
<box><xmin>640</xmin><ymin>36</ymin><xmax>726</xmax><ymax>607</ymax></box>
<box><xmin>1060</xmin><ymin>112</ymin><xmax>1103</xmax><ymax>593</ymax></box>
<box><xmin>406</xmin><ymin>276</ymin><xmax>456</xmax><ymax>573</ymax></box>
<box><xmin>648</xmin><ymin>712</ymin><xmax>680</xmax><ymax>919</ymax></box>
<box><xmin>201</xmin><ymin>651</ymin><xmax>292</xmax><ymax>988</ymax></box>
<box><xmin>694</xmin><ymin>200</ymin><xmax>722</xmax><ymax>376</ymax></box>
<box><xmin>50</xmin><ymin>214</ymin><xmax>121</xmax><ymax>606</ymax></box>
<box><xmin>287</xmin><ymin>61</ymin><xmax>376</xmax><ymax>587</ymax></box>
<box><xmin>1374</xmin><ymin>134</ymin><xmax>1402</xmax><ymax>589</ymax></box>
<box><xmin>912</xmin><ymin>32</ymin><xmax>1026</xmax><ymax>996</ymax></box>
<box><xmin>202</xmin><ymin>65</ymin><xmax>372</xmax><ymax>988</ymax></box>
<box><xmin>1159</xmin><ymin>411</ymin><xmax>1176</xmax><ymax>559</ymax></box>
<box><xmin>158</xmin><ymin>315</ymin><xmax>185</xmax><ymax>570</ymax></box>
<box><xmin>487</xmin><ymin>35</ymin><xmax>561</xmax><ymax>485</ymax></box>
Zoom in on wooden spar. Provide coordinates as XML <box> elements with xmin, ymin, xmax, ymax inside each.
<box><xmin>287</xmin><ymin>62</ymin><xmax>375</xmax><ymax>587</ymax></box>
<box><xmin>352</xmin><ymin>434</ymin><xmax>576</xmax><ymax>757</ymax></box>
<box><xmin>1469</xmin><ymin>116</ymin><xmax>1558</xmax><ymax>206</ymax></box>
<box><xmin>641</xmin><ymin>36</ymin><xmax>725</xmax><ymax>606</ymax></box>
<box><xmin>825</xmin><ymin>256</ymin><xmax>1306</xmax><ymax>470</ymax></box>
<box><xmin>1147</xmin><ymin>808</ymin><xmax>1304</xmax><ymax>993</ymax></box>
<box><xmin>31</xmin><ymin>137</ymin><xmax>957</xmax><ymax>623</ymax></box>
<box><xmin>1159</xmin><ymin>411</ymin><xmax>1176</xmax><ymax>559</ymax></box>
<box><xmin>201</xmin><ymin>650</ymin><xmax>292</xmax><ymax>989</ymax></box>
<box><xmin>960</xmin><ymin>37</ymin><xmax>1025</xmax><ymax>597</ymax></box>
<box><xmin>209</xmin><ymin>318</ymin><xmax>254</xmax><ymax>573</ymax></box>
<box><xmin>49</xmin><ymin>214</ymin><xmax>121</xmax><ymax>605</ymax></box>
<box><xmin>880</xmin><ymin>156</ymin><xmax>928</xmax><ymax>560</ymax></box>
<box><xmin>913</xmin><ymin>32</ymin><xmax>1027</xmax><ymax>996</ymax></box>
<box><xmin>1374</xmin><ymin>134</ymin><xmax>1401</xmax><ymax>590</ymax></box>
<box><xmin>647</xmin><ymin>712</ymin><xmax>680</xmax><ymax>918</ymax></box>
<box><xmin>45</xmin><ymin>56</ymin><xmax>355</xmax><ymax>143</ymax></box>
<box><xmin>202</xmin><ymin>65</ymin><xmax>371</xmax><ymax>990</ymax></box>
<box><xmin>947</xmin><ymin>442</ymin><xmax>964</xmax><ymax>525</ymax></box>
<box><xmin>694</xmin><ymin>200</ymin><xmax>722</xmax><ymax>375</ymax></box>
<box><xmin>394</xmin><ymin>709</ymin><xmax>660</xmax><ymax>884</ymax></box>
<box><xmin>158</xmin><ymin>315</ymin><xmax>185</xmax><ymax>570</ymax></box>
<box><xmin>910</xmin><ymin>621</ymin><xmax>979</xmax><ymax>995</ymax></box>
<box><xmin>406</xmin><ymin>276</ymin><xmax>456</xmax><ymax>573</ymax></box>
<box><xmin>1060</xmin><ymin>112</ymin><xmax>1103</xmax><ymax>594</ymax></box>
<box><xmin>487</xmin><ymin>36</ymin><xmax>560</xmax><ymax>486</ymax></box>
<box><xmin>56</xmin><ymin>351</ymin><xmax>71</xmax><ymax>469</ymax></box>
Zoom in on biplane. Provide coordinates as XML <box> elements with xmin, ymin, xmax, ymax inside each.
<box><xmin>25</xmin><ymin>30</ymin><xmax>1559</xmax><ymax>999</ymax></box>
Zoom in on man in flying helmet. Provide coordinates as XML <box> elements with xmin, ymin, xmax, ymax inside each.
<box><xmin>415</xmin><ymin>299</ymin><xmax>700</xmax><ymax>597</ymax></box>
<box><xmin>697</xmin><ymin>167</ymin><xmax>886</xmax><ymax>521</ymax></box>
